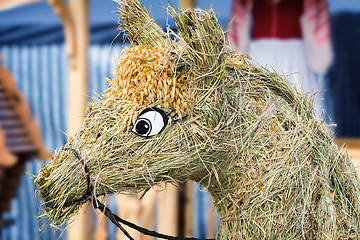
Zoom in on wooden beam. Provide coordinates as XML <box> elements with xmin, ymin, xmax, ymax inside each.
<box><xmin>335</xmin><ymin>138</ymin><xmax>360</xmax><ymax>177</ymax></box>
<box><xmin>179</xmin><ymin>0</ymin><xmax>196</xmax><ymax>10</ymax></box>
<box><xmin>334</xmin><ymin>138</ymin><xmax>360</xmax><ymax>149</ymax></box>
<box><xmin>47</xmin><ymin>0</ymin><xmax>76</xmax><ymax>64</ymax></box>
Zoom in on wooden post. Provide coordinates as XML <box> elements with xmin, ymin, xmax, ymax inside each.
<box><xmin>94</xmin><ymin>198</ymin><xmax>108</xmax><ymax>240</ymax></box>
<box><xmin>139</xmin><ymin>189</ymin><xmax>157</xmax><ymax>240</ymax></box>
<box><xmin>184</xmin><ymin>181</ymin><xmax>193</xmax><ymax>237</ymax></box>
<box><xmin>115</xmin><ymin>189</ymin><xmax>156</xmax><ymax>240</ymax></box>
<box><xmin>66</xmin><ymin>0</ymin><xmax>91</xmax><ymax>239</ymax></box>
<box><xmin>157</xmin><ymin>183</ymin><xmax>179</xmax><ymax>236</ymax></box>
<box><xmin>67</xmin><ymin>0</ymin><xmax>89</xmax><ymax>132</ymax></box>
<box><xmin>207</xmin><ymin>198</ymin><xmax>216</xmax><ymax>238</ymax></box>
<box><xmin>116</xmin><ymin>194</ymin><xmax>142</xmax><ymax>239</ymax></box>
<box><xmin>47</xmin><ymin>0</ymin><xmax>91</xmax><ymax>239</ymax></box>
<box><xmin>179</xmin><ymin>0</ymin><xmax>196</xmax><ymax>10</ymax></box>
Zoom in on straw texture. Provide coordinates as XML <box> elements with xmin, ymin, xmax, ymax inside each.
<box><xmin>35</xmin><ymin>0</ymin><xmax>360</xmax><ymax>239</ymax></box>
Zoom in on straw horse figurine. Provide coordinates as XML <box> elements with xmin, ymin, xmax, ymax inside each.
<box><xmin>36</xmin><ymin>0</ymin><xmax>360</xmax><ymax>239</ymax></box>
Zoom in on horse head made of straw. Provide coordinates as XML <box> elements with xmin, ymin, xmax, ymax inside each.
<box><xmin>36</xmin><ymin>0</ymin><xmax>360</xmax><ymax>239</ymax></box>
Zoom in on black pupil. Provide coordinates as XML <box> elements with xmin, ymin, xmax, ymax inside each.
<box><xmin>136</xmin><ymin>120</ymin><xmax>150</xmax><ymax>135</ymax></box>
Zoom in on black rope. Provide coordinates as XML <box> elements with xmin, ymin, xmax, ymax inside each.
<box><xmin>45</xmin><ymin>148</ymin><xmax>215</xmax><ymax>240</ymax></box>
<box><xmin>44</xmin><ymin>194</ymin><xmax>91</xmax><ymax>209</ymax></box>
<box><xmin>92</xmin><ymin>196</ymin><xmax>213</xmax><ymax>240</ymax></box>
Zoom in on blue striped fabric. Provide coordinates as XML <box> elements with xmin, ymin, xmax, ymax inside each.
<box><xmin>0</xmin><ymin>44</ymin><xmax>68</xmax><ymax>240</ymax></box>
<box><xmin>0</xmin><ymin>43</ymin><xmax>129</xmax><ymax>240</ymax></box>
<box><xmin>0</xmin><ymin>42</ymin><xmax>216</xmax><ymax>240</ymax></box>
<box><xmin>89</xmin><ymin>43</ymin><xmax>128</xmax><ymax>98</ymax></box>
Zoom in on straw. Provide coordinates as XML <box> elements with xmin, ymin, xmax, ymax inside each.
<box><xmin>35</xmin><ymin>0</ymin><xmax>360</xmax><ymax>238</ymax></box>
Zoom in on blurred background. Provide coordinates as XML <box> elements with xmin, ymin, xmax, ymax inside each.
<box><xmin>0</xmin><ymin>0</ymin><xmax>359</xmax><ymax>239</ymax></box>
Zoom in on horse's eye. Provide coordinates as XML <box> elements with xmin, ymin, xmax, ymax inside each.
<box><xmin>132</xmin><ymin>107</ymin><xmax>168</xmax><ymax>137</ymax></box>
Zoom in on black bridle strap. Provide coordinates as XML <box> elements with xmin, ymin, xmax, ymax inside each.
<box><xmin>92</xmin><ymin>197</ymin><xmax>135</xmax><ymax>240</ymax></box>
<box><xmin>46</xmin><ymin>148</ymin><xmax>215</xmax><ymax>240</ymax></box>
<box><xmin>92</xmin><ymin>196</ymin><xmax>213</xmax><ymax>240</ymax></box>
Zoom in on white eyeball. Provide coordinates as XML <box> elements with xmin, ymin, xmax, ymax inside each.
<box><xmin>132</xmin><ymin>107</ymin><xmax>169</xmax><ymax>137</ymax></box>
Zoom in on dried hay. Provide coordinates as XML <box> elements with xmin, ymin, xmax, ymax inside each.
<box><xmin>100</xmin><ymin>45</ymin><xmax>187</xmax><ymax>131</ymax></box>
<box><xmin>35</xmin><ymin>0</ymin><xmax>360</xmax><ymax>239</ymax></box>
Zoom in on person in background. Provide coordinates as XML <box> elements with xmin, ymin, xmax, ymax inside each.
<box><xmin>228</xmin><ymin>0</ymin><xmax>333</xmax><ymax>116</ymax></box>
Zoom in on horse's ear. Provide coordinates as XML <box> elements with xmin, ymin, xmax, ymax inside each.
<box><xmin>117</xmin><ymin>0</ymin><xmax>169</xmax><ymax>47</ymax></box>
<box><xmin>172</xmin><ymin>8</ymin><xmax>227</xmax><ymax>86</ymax></box>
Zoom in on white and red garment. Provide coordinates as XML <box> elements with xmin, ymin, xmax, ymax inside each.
<box><xmin>228</xmin><ymin>0</ymin><xmax>333</xmax><ymax>115</ymax></box>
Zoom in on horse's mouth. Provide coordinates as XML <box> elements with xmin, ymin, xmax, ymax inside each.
<box><xmin>44</xmin><ymin>147</ymin><xmax>93</xmax><ymax>207</ymax></box>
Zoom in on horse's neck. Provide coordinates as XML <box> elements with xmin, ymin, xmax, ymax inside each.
<box><xmin>207</xmin><ymin>178</ymin><xmax>242</xmax><ymax>240</ymax></box>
